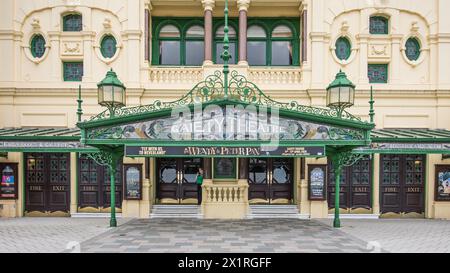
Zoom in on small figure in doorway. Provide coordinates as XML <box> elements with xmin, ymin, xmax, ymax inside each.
<box><xmin>196</xmin><ymin>168</ymin><xmax>204</xmax><ymax>205</ymax></box>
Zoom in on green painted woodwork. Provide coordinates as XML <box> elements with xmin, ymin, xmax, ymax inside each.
<box><xmin>30</xmin><ymin>34</ymin><xmax>46</xmax><ymax>58</ymax></box>
<box><xmin>63</xmin><ymin>14</ymin><xmax>82</xmax><ymax>31</ymax></box>
<box><xmin>247</xmin><ymin>18</ymin><xmax>300</xmax><ymax>66</ymax></box>
<box><xmin>100</xmin><ymin>35</ymin><xmax>117</xmax><ymax>58</ymax></box>
<box><xmin>369</xmin><ymin>16</ymin><xmax>389</xmax><ymax>35</ymax></box>
<box><xmin>63</xmin><ymin>62</ymin><xmax>83</xmax><ymax>82</ymax></box>
<box><xmin>405</xmin><ymin>37</ymin><xmax>421</xmax><ymax>61</ymax></box>
<box><xmin>335</xmin><ymin>37</ymin><xmax>351</xmax><ymax>61</ymax></box>
<box><xmin>213</xmin><ymin>19</ymin><xmax>239</xmax><ymax>64</ymax></box>
<box><xmin>368</xmin><ymin>64</ymin><xmax>388</xmax><ymax>83</ymax></box>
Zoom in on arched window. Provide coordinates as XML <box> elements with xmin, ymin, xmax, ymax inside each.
<box><xmin>271</xmin><ymin>25</ymin><xmax>294</xmax><ymax>65</ymax></box>
<box><xmin>215</xmin><ymin>25</ymin><xmax>237</xmax><ymax>64</ymax></box>
<box><xmin>247</xmin><ymin>25</ymin><xmax>267</xmax><ymax>65</ymax></box>
<box><xmin>159</xmin><ymin>24</ymin><xmax>181</xmax><ymax>65</ymax></box>
<box><xmin>405</xmin><ymin>37</ymin><xmax>421</xmax><ymax>61</ymax></box>
<box><xmin>100</xmin><ymin>35</ymin><xmax>117</xmax><ymax>58</ymax></box>
<box><xmin>63</xmin><ymin>14</ymin><xmax>82</xmax><ymax>31</ymax></box>
<box><xmin>335</xmin><ymin>37</ymin><xmax>351</xmax><ymax>61</ymax></box>
<box><xmin>369</xmin><ymin>16</ymin><xmax>388</xmax><ymax>34</ymax></box>
<box><xmin>185</xmin><ymin>25</ymin><xmax>205</xmax><ymax>66</ymax></box>
<box><xmin>30</xmin><ymin>34</ymin><xmax>46</xmax><ymax>58</ymax></box>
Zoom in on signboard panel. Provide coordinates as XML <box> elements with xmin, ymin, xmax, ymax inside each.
<box><xmin>435</xmin><ymin>165</ymin><xmax>450</xmax><ymax>202</ymax></box>
<box><xmin>0</xmin><ymin>163</ymin><xmax>18</xmax><ymax>199</ymax></box>
<box><xmin>308</xmin><ymin>164</ymin><xmax>327</xmax><ymax>200</ymax></box>
<box><xmin>125</xmin><ymin>145</ymin><xmax>325</xmax><ymax>157</ymax></box>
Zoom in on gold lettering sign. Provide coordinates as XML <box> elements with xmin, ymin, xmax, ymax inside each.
<box><xmin>139</xmin><ymin>147</ymin><xmax>166</xmax><ymax>156</ymax></box>
<box><xmin>52</xmin><ymin>186</ymin><xmax>65</xmax><ymax>191</ymax></box>
<box><xmin>30</xmin><ymin>186</ymin><xmax>42</xmax><ymax>191</ymax></box>
<box><xmin>82</xmin><ymin>186</ymin><xmax>96</xmax><ymax>191</ymax></box>
<box><xmin>407</xmin><ymin>187</ymin><xmax>420</xmax><ymax>193</ymax></box>
<box><xmin>385</xmin><ymin>187</ymin><xmax>398</xmax><ymax>193</ymax></box>
<box><xmin>353</xmin><ymin>187</ymin><xmax>368</xmax><ymax>193</ymax></box>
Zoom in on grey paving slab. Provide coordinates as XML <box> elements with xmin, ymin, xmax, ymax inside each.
<box><xmin>80</xmin><ymin>218</ymin><xmax>372</xmax><ymax>253</ymax></box>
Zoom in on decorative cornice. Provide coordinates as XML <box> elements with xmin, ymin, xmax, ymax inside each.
<box><xmin>201</xmin><ymin>0</ymin><xmax>215</xmax><ymax>11</ymax></box>
<box><xmin>237</xmin><ymin>0</ymin><xmax>251</xmax><ymax>12</ymax></box>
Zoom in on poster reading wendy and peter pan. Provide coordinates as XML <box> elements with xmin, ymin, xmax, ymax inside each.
<box><xmin>436</xmin><ymin>165</ymin><xmax>450</xmax><ymax>201</ymax></box>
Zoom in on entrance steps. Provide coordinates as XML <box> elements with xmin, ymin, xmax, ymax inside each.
<box><xmin>150</xmin><ymin>205</ymin><xmax>203</xmax><ymax>219</ymax></box>
<box><xmin>246</xmin><ymin>205</ymin><xmax>308</xmax><ymax>219</ymax></box>
<box><xmin>71</xmin><ymin>213</ymin><xmax>123</xmax><ymax>218</ymax></box>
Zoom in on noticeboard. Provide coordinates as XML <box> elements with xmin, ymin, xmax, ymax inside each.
<box><xmin>308</xmin><ymin>164</ymin><xmax>327</xmax><ymax>201</ymax></box>
<box><xmin>0</xmin><ymin>163</ymin><xmax>18</xmax><ymax>199</ymax></box>
<box><xmin>123</xmin><ymin>164</ymin><xmax>143</xmax><ymax>200</ymax></box>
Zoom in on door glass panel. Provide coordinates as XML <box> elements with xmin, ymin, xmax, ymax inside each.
<box><xmin>185</xmin><ymin>41</ymin><xmax>204</xmax><ymax>66</ymax></box>
<box><xmin>160</xmin><ymin>41</ymin><xmax>180</xmax><ymax>65</ymax></box>
<box><xmin>249</xmin><ymin>158</ymin><xmax>267</xmax><ymax>184</ymax></box>
<box><xmin>159</xmin><ymin>159</ymin><xmax>177</xmax><ymax>183</ymax></box>
<box><xmin>247</xmin><ymin>41</ymin><xmax>266</xmax><ymax>65</ymax></box>
<box><xmin>183</xmin><ymin>158</ymin><xmax>202</xmax><ymax>183</ymax></box>
<box><xmin>272</xmin><ymin>159</ymin><xmax>291</xmax><ymax>184</ymax></box>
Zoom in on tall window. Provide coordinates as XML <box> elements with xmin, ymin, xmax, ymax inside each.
<box><xmin>156</xmin><ymin>22</ymin><xmax>205</xmax><ymax>66</ymax></box>
<box><xmin>63</xmin><ymin>14</ymin><xmax>82</xmax><ymax>31</ymax></box>
<box><xmin>247</xmin><ymin>25</ymin><xmax>267</xmax><ymax>66</ymax></box>
<box><xmin>369</xmin><ymin>16</ymin><xmax>388</xmax><ymax>34</ymax></box>
<box><xmin>215</xmin><ymin>25</ymin><xmax>237</xmax><ymax>64</ymax></box>
<box><xmin>158</xmin><ymin>24</ymin><xmax>181</xmax><ymax>65</ymax></box>
<box><xmin>185</xmin><ymin>25</ymin><xmax>205</xmax><ymax>66</ymax></box>
<box><xmin>270</xmin><ymin>25</ymin><xmax>293</xmax><ymax>65</ymax></box>
<box><xmin>247</xmin><ymin>20</ymin><xmax>298</xmax><ymax>66</ymax></box>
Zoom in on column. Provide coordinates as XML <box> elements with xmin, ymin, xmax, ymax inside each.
<box><xmin>202</xmin><ymin>0</ymin><xmax>215</xmax><ymax>65</ymax></box>
<box><xmin>70</xmin><ymin>153</ymin><xmax>78</xmax><ymax>215</ymax></box>
<box><xmin>390</xmin><ymin>34</ymin><xmax>402</xmax><ymax>84</ymax></box>
<box><xmin>372</xmin><ymin>153</ymin><xmax>380</xmax><ymax>215</ymax></box>
<box><xmin>237</xmin><ymin>0</ymin><xmax>250</xmax><ymax>65</ymax></box>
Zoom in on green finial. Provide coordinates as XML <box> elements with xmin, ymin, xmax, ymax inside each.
<box><xmin>77</xmin><ymin>85</ymin><xmax>83</xmax><ymax>122</ymax></box>
<box><xmin>221</xmin><ymin>0</ymin><xmax>230</xmax><ymax>99</ymax></box>
<box><xmin>369</xmin><ymin>86</ymin><xmax>375</xmax><ymax>123</ymax></box>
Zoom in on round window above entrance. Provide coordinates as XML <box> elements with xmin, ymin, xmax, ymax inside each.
<box><xmin>335</xmin><ymin>37</ymin><xmax>351</xmax><ymax>61</ymax></box>
<box><xmin>405</xmin><ymin>37</ymin><xmax>421</xmax><ymax>61</ymax></box>
<box><xmin>30</xmin><ymin>34</ymin><xmax>46</xmax><ymax>58</ymax></box>
<box><xmin>100</xmin><ymin>35</ymin><xmax>117</xmax><ymax>59</ymax></box>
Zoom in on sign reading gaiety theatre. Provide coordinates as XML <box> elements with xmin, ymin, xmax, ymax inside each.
<box><xmin>125</xmin><ymin>145</ymin><xmax>325</xmax><ymax>157</ymax></box>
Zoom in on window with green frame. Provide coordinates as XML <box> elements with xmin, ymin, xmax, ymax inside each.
<box><xmin>246</xmin><ymin>18</ymin><xmax>300</xmax><ymax>66</ymax></box>
<box><xmin>369</xmin><ymin>16</ymin><xmax>389</xmax><ymax>34</ymax></box>
<box><xmin>63</xmin><ymin>62</ymin><xmax>83</xmax><ymax>82</ymax></box>
<box><xmin>213</xmin><ymin>158</ymin><xmax>236</xmax><ymax>179</ymax></box>
<box><xmin>368</xmin><ymin>64</ymin><xmax>388</xmax><ymax>83</ymax></box>
<box><xmin>30</xmin><ymin>34</ymin><xmax>46</xmax><ymax>58</ymax></box>
<box><xmin>152</xmin><ymin>18</ymin><xmax>205</xmax><ymax>66</ymax></box>
<box><xmin>63</xmin><ymin>14</ymin><xmax>82</xmax><ymax>31</ymax></box>
<box><xmin>405</xmin><ymin>37</ymin><xmax>421</xmax><ymax>61</ymax></box>
<box><xmin>100</xmin><ymin>35</ymin><xmax>117</xmax><ymax>58</ymax></box>
<box><xmin>335</xmin><ymin>37</ymin><xmax>351</xmax><ymax>61</ymax></box>
<box><xmin>214</xmin><ymin>24</ymin><xmax>238</xmax><ymax>64</ymax></box>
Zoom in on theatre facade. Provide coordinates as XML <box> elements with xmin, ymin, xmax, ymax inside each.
<box><xmin>1</xmin><ymin>0</ymin><xmax>450</xmax><ymax>222</ymax></box>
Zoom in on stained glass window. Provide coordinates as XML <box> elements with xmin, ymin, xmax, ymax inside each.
<box><xmin>405</xmin><ymin>37</ymin><xmax>421</xmax><ymax>61</ymax></box>
<box><xmin>63</xmin><ymin>62</ymin><xmax>83</xmax><ymax>81</ymax></box>
<box><xmin>370</xmin><ymin>16</ymin><xmax>388</xmax><ymax>34</ymax></box>
<box><xmin>63</xmin><ymin>14</ymin><xmax>82</xmax><ymax>31</ymax></box>
<box><xmin>100</xmin><ymin>35</ymin><xmax>117</xmax><ymax>58</ymax></box>
<box><xmin>335</xmin><ymin>37</ymin><xmax>351</xmax><ymax>61</ymax></box>
<box><xmin>31</xmin><ymin>34</ymin><xmax>46</xmax><ymax>58</ymax></box>
<box><xmin>368</xmin><ymin>64</ymin><xmax>388</xmax><ymax>83</ymax></box>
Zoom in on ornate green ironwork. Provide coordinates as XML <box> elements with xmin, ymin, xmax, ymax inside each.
<box><xmin>85</xmin><ymin>70</ymin><xmax>362</xmax><ymax>123</ymax></box>
<box><xmin>369</xmin><ymin>86</ymin><xmax>375</xmax><ymax>123</ymax></box>
<box><xmin>77</xmin><ymin>85</ymin><xmax>83</xmax><ymax>122</ymax></box>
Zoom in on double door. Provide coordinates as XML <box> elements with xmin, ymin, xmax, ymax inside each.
<box><xmin>25</xmin><ymin>153</ymin><xmax>70</xmax><ymax>214</ymax></box>
<box><xmin>157</xmin><ymin>158</ymin><xmax>203</xmax><ymax>204</ymax></box>
<box><xmin>248</xmin><ymin>158</ymin><xmax>293</xmax><ymax>204</ymax></box>
<box><xmin>380</xmin><ymin>154</ymin><xmax>425</xmax><ymax>215</ymax></box>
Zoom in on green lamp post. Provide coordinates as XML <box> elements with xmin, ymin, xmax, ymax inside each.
<box><xmin>326</xmin><ymin>70</ymin><xmax>356</xmax><ymax>118</ymax></box>
<box><xmin>97</xmin><ymin>68</ymin><xmax>126</xmax><ymax>117</ymax></box>
<box><xmin>97</xmin><ymin>68</ymin><xmax>126</xmax><ymax>227</ymax></box>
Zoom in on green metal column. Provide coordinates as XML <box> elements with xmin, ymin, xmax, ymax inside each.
<box><xmin>109</xmin><ymin>153</ymin><xmax>118</xmax><ymax>227</ymax></box>
<box><xmin>332</xmin><ymin>156</ymin><xmax>342</xmax><ymax>228</ymax></box>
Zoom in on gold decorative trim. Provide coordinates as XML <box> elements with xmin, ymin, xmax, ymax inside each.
<box><xmin>180</xmin><ymin>198</ymin><xmax>198</xmax><ymax>204</ymax></box>
<box><xmin>380</xmin><ymin>212</ymin><xmax>424</xmax><ymax>218</ymax></box>
<box><xmin>159</xmin><ymin>198</ymin><xmax>180</xmax><ymax>204</ymax></box>
<box><xmin>99</xmin><ymin>207</ymin><xmax>122</xmax><ymax>213</ymax></box>
<box><xmin>77</xmin><ymin>206</ymin><xmax>101</xmax><ymax>213</ymax></box>
<box><xmin>269</xmin><ymin>198</ymin><xmax>292</xmax><ymax>204</ymax></box>
<box><xmin>25</xmin><ymin>210</ymin><xmax>70</xmax><ymax>217</ymax></box>
<box><xmin>349</xmin><ymin>208</ymin><xmax>373</xmax><ymax>214</ymax></box>
<box><xmin>328</xmin><ymin>208</ymin><xmax>349</xmax><ymax>214</ymax></box>
<box><xmin>249</xmin><ymin>198</ymin><xmax>270</xmax><ymax>204</ymax></box>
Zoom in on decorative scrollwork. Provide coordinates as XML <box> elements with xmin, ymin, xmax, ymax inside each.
<box><xmin>330</xmin><ymin>151</ymin><xmax>366</xmax><ymax>171</ymax></box>
<box><xmin>83</xmin><ymin>70</ymin><xmax>363</xmax><ymax>124</ymax></box>
<box><xmin>81</xmin><ymin>151</ymin><xmax>113</xmax><ymax>167</ymax></box>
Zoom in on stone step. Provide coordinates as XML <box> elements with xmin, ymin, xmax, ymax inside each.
<box><xmin>247</xmin><ymin>205</ymin><xmax>303</xmax><ymax>219</ymax></box>
<box><xmin>150</xmin><ymin>213</ymin><xmax>203</xmax><ymax>219</ymax></box>
<box><xmin>71</xmin><ymin>213</ymin><xmax>123</xmax><ymax>218</ymax></box>
<box><xmin>150</xmin><ymin>205</ymin><xmax>202</xmax><ymax>219</ymax></box>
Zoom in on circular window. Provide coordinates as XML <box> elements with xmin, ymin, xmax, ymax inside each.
<box><xmin>335</xmin><ymin>37</ymin><xmax>351</xmax><ymax>61</ymax></box>
<box><xmin>405</xmin><ymin>37</ymin><xmax>421</xmax><ymax>61</ymax></box>
<box><xmin>30</xmin><ymin>34</ymin><xmax>46</xmax><ymax>58</ymax></box>
<box><xmin>100</xmin><ymin>35</ymin><xmax>117</xmax><ymax>58</ymax></box>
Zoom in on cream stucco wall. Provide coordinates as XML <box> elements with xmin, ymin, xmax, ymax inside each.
<box><xmin>1</xmin><ymin>0</ymin><xmax>450</xmax><ymax>218</ymax></box>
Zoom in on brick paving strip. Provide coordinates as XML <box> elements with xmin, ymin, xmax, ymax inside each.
<box><xmin>80</xmin><ymin>219</ymin><xmax>374</xmax><ymax>253</ymax></box>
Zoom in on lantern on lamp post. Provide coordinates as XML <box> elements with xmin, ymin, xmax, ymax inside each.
<box><xmin>97</xmin><ymin>69</ymin><xmax>126</xmax><ymax>117</ymax></box>
<box><xmin>326</xmin><ymin>70</ymin><xmax>355</xmax><ymax>118</ymax></box>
